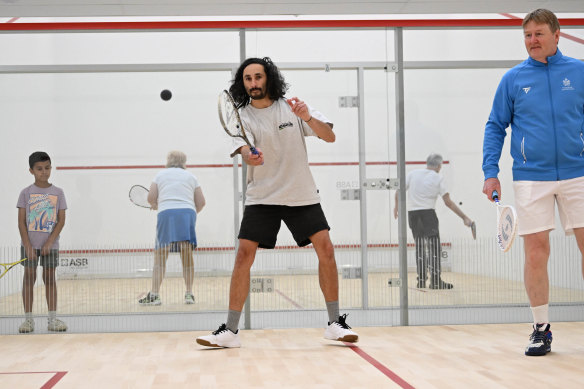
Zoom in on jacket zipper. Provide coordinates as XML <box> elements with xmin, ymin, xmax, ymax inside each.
<box><xmin>581</xmin><ymin>132</ymin><xmax>584</xmax><ymax>156</ymax></box>
<box><xmin>545</xmin><ymin>64</ymin><xmax>559</xmax><ymax>179</ymax></box>
<box><xmin>521</xmin><ymin>137</ymin><xmax>526</xmax><ymax>163</ymax></box>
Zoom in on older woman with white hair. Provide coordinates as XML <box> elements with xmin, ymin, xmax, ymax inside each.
<box><xmin>139</xmin><ymin>150</ymin><xmax>206</xmax><ymax>306</ymax></box>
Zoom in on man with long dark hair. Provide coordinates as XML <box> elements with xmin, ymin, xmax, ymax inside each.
<box><xmin>197</xmin><ymin>57</ymin><xmax>358</xmax><ymax>348</ymax></box>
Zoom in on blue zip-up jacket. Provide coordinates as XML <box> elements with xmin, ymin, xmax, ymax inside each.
<box><xmin>482</xmin><ymin>49</ymin><xmax>584</xmax><ymax>181</ymax></box>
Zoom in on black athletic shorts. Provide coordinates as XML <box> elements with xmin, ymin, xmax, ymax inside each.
<box><xmin>408</xmin><ymin>209</ymin><xmax>440</xmax><ymax>239</ymax></box>
<box><xmin>238</xmin><ymin>203</ymin><xmax>330</xmax><ymax>248</ymax></box>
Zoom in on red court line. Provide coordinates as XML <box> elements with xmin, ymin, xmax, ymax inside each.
<box><xmin>1</xmin><ymin>18</ymin><xmax>582</xmax><ymax>32</ymax></box>
<box><xmin>56</xmin><ymin>160</ymin><xmax>447</xmax><ymax>170</ymax></box>
<box><xmin>500</xmin><ymin>13</ymin><xmax>584</xmax><ymax>45</ymax></box>
<box><xmin>275</xmin><ymin>289</ymin><xmax>304</xmax><ymax>309</ymax></box>
<box><xmin>0</xmin><ymin>19</ymin><xmax>520</xmax><ymax>31</ymax></box>
<box><xmin>0</xmin><ymin>371</ymin><xmax>67</xmax><ymax>389</ymax></box>
<box><xmin>275</xmin><ymin>284</ymin><xmax>414</xmax><ymax>387</ymax></box>
<box><xmin>41</xmin><ymin>371</ymin><xmax>68</xmax><ymax>389</ymax></box>
<box><xmin>345</xmin><ymin>344</ymin><xmax>415</xmax><ymax>389</ymax></box>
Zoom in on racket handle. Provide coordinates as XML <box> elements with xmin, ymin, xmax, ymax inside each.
<box><xmin>249</xmin><ymin>146</ymin><xmax>263</xmax><ymax>165</ymax></box>
<box><xmin>491</xmin><ymin>190</ymin><xmax>499</xmax><ymax>202</ymax></box>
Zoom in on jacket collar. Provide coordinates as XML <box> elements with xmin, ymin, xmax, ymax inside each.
<box><xmin>527</xmin><ymin>48</ymin><xmax>563</xmax><ymax>66</ymax></box>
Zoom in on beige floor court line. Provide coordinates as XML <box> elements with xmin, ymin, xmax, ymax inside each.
<box><xmin>1</xmin><ymin>322</ymin><xmax>583</xmax><ymax>389</ymax></box>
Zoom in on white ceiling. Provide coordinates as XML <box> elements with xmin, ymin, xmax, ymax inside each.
<box><xmin>0</xmin><ymin>0</ymin><xmax>583</xmax><ymax>18</ymax></box>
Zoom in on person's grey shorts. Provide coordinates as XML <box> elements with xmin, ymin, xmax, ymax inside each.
<box><xmin>20</xmin><ymin>247</ymin><xmax>59</xmax><ymax>268</ymax></box>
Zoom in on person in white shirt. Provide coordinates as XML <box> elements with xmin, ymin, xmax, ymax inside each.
<box><xmin>394</xmin><ymin>153</ymin><xmax>473</xmax><ymax>289</ymax></box>
<box><xmin>196</xmin><ymin>57</ymin><xmax>358</xmax><ymax>348</ymax></box>
<box><xmin>138</xmin><ymin>150</ymin><xmax>206</xmax><ymax>306</ymax></box>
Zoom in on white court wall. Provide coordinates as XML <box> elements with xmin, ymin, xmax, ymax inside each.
<box><xmin>1</xmin><ymin>19</ymin><xmax>583</xmax><ymax>250</ymax></box>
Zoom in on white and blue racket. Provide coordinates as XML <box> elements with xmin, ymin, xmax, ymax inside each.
<box><xmin>492</xmin><ymin>190</ymin><xmax>517</xmax><ymax>252</ymax></box>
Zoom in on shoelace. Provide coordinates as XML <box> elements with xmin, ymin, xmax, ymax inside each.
<box><xmin>213</xmin><ymin>323</ymin><xmax>228</xmax><ymax>335</ymax></box>
<box><xmin>335</xmin><ymin>314</ymin><xmax>352</xmax><ymax>329</ymax></box>
<box><xmin>529</xmin><ymin>325</ymin><xmax>549</xmax><ymax>343</ymax></box>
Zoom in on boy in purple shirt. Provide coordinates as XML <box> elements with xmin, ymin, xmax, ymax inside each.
<box><xmin>17</xmin><ymin>151</ymin><xmax>67</xmax><ymax>333</ymax></box>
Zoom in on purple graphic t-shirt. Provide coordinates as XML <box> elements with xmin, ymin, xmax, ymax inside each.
<box><xmin>17</xmin><ymin>184</ymin><xmax>67</xmax><ymax>249</ymax></box>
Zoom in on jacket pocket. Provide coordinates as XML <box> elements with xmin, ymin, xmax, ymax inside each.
<box><xmin>521</xmin><ymin>137</ymin><xmax>527</xmax><ymax>163</ymax></box>
<box><xmin>580</xmin><ymin>132</ymin><xmax>584</xmax><ymax>157</ymax></box>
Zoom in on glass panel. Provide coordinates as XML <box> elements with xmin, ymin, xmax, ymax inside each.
<box><xmin>247</xmin><ymin>29</ymin><xmax>394</xmax><ymax>62</ymax></box>
<box><xmin>0</xmin><ymin>31</ymin><xmax>241</xmax><ymax>65</ymax></box>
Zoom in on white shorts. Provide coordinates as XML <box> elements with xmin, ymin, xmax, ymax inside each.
<box><xmin>513</xmin><ymin>176</ymin><xmax>584</xmax><ymax>236</ymax></box>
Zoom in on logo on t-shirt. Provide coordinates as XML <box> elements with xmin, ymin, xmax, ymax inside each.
<box><xmin>278</xmin><ymin>121</ymin><xmax>293</xmax><ymax>131</ymax></box>
<box><xmin>562</xmin><ymin>78</ymin><xmax>574</xmax><ymax>91</ymax></box>
<box><xmin>27</xmin><ymin>194</ymin><xmax>58</xmax><ymax>233</ymax></box>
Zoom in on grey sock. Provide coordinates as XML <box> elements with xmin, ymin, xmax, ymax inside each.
<box><xmin>226</xmin><ymin>310</ymin><xmax>241</xmax><ymax>333</ymax></box>
<box><xmin>326</xmin><ymin>301</ymin><xmax>340</xmax><ymax>324</ymax></box>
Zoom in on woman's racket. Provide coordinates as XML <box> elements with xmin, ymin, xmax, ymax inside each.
<box><xmin>492</xmin><ymin>190</ymin><xmax>517</xmax><ymax>252</ymax></box>
<box><xmin>217</xmin><ymin>90</ymin><xmax>259</xmax><ymax>155</ymax></box>
<box><xmin>129</xmin><ymin>185</ymin><xmax>150</xmax><ymax>208</ymax></box>
<box><xmin>0</xmin><ymin>258</ymin><xmax>28</xmax><ymax>280</ymax></box>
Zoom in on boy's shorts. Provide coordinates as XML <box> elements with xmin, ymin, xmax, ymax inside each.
<box><xmin>20</xmin><ymin>247</ymin><xmax>59</xmax><ymax>268</ymax></box>
<box><xmin>238</xmin><ymin>204</ymin><xmax>330</xmax><ymax>249</ymax></box>
<box><xmin>513</xmin><ymin>176</ymin><xmax>584</xmax><ymax>236</ymax></box>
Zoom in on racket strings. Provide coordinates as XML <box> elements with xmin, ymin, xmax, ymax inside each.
<box><xmin>496</xmin><ymin>205</ymin><xmax>517</xmax><ymax>252</ymax></box>
<box><xmin>129</xmin><ymin>186</ymin><xmax>150</xmax><ymax>208</ymax></box>
<box><xmin>219</xmin><ymin>93</ymin><xmax>245</xmax><ymax>138</ymax></box>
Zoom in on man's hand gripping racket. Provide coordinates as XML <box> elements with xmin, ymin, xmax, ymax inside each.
<box><xmin>218</xmin><ymin>90</ymin><xmax>262</xmax><ymax>164</ymax></box>
<box><xmin>492</xmin><ymin>190</ymin><xmax>517</xmax><ymax>252</ymax></box>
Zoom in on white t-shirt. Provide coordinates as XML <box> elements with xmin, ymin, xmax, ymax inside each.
<box><xmin>230</xmin><ymin>98</ymin><xmax>332</xmax><ymax>206</ymax></box>
<box><xmin>152</xmin><ymin>167</ymin><xmax>200</xmax><ymax>212</ymax></box>
<box><xmin>406</xmin><ymin>168</ymin><xmax>447</xmax><ymax>210</ymax></box>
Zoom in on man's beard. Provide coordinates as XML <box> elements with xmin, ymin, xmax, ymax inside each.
<box><xmin>248</xmin><ymin>88</ymin><xmax>266</xmax><ymax>100</ymax></box>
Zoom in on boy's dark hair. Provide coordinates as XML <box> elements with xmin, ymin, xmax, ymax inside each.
<box><xmin>29</xmin><ymin>151</ymin><xmax>51</xmax><ymax>169</ymax></box>
<box><xmin>229</xmin><ymin>57</ymin><xmax>289</xmax><ymax>108</ymax></box>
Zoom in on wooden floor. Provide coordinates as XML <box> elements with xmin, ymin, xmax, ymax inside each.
<box><xmin>2</xmin><ymin>272</ymin><xmax>583</xmax><ymax>316</ymax></box>
<box><xmin>1</xmin><ymin>322</ymin><xmax>583</xmax><ymax>389</ymax></box>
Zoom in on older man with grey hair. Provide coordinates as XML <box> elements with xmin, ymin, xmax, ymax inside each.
<box><xmin>394</xmin><ymin>153</ymin><xmax>473</xmax><ymax>289</ymax></box>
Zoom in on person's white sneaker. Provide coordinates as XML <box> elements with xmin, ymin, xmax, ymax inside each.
<box><xmin>138</xmin><ymin>292</ymin><xmax>161</xmax><ymax>306</ymax></box>
<box><xmin>324</xmin><ymin>314</ymin><xmax>358</xmax><ymax>343</ymax></box>
<box><xmin>196</xmin><ymin>324</ymin><xmax>241</xmax><ymax>348</ymax></box>
<box><xmin>47</xmin><ymin>318</ymin><xmax>68</xmax><ymax>332</ymax></box>
<box><xmin>184</xmin><ymin>292</ymin><xmax>195</xmax><ymax>304</ymax></box>
<box><xmin>18</xmin><ymin>318</ymin><xmax>35</xmax><ymax>334</ymax></box>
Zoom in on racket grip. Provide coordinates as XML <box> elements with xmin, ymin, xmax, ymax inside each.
<box><xmin>250</xmin><ymin>147</ymin><xmax>259</xmax><ymax>155</ymax></box>
<box><xmin>491</xmin><ymin>190</ymin><xmax>499</xmax><ymax>201</ymax></box>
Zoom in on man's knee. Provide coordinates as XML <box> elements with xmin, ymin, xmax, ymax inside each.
<box><xmin>234</xmin><ymin>240</ymin><xmax>258</xmax><ymax>268</ymax></box>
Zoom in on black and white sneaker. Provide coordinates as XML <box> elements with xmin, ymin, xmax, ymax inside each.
<box><xmin>324</xmin><ymin>314</ymin><xmax>359</xmax><ymax>343</ymax></box>
<box><xmin>525</xmin><ymin>323</ymin><xmax>552</xmax><ymax>356</ymax></box>
<box><xmin>196</xmin><ymin>324</ymin><xmax>241</xmax><ymax>348</ymax></box>
<box><xmin>429</xmin><ymin>280</ymin><xmax>453</xmax><ymax>289</ymax></box>
<box><xmin>138</xmin><ymin>292</ymin><xmax>161</xmax><ymax>306</ymax></box>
